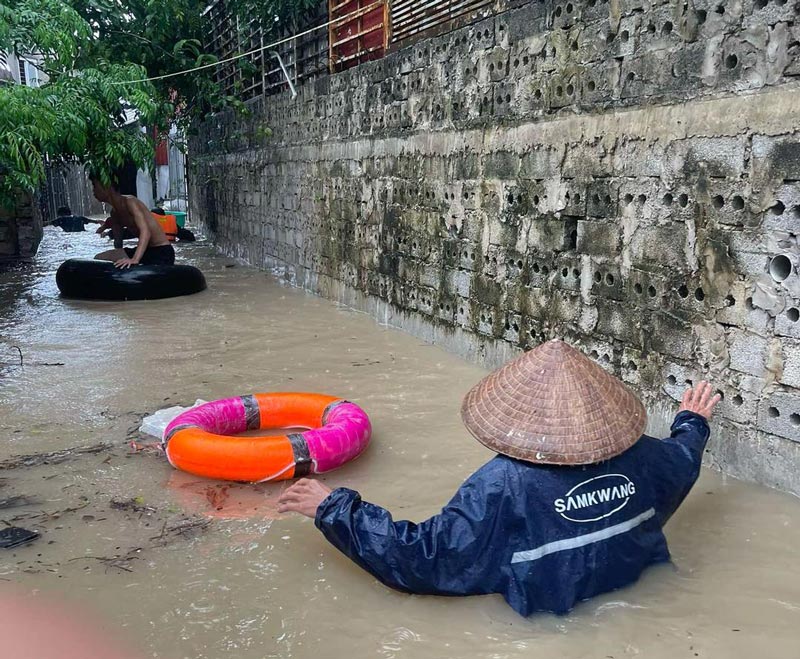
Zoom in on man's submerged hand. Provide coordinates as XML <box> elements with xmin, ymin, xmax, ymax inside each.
<box><xmin>114</xmin><ymin>257</ymin><xmax>138</xmax><ymax>269</ymax></box>
<box><xmin>277</xmin><ymin>478</ymin><xmax>332</xmax><ymax>518</ymax></box>
<box><xmin>678</xmin><ymin>380</ymin><xmax>721</xmax><ymax>420</ymax></box>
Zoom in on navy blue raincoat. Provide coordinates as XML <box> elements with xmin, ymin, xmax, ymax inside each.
<box><xmin>315</xmin><ymin>411</ymin><xmax>710</xmax><ymax>616</ymax></box>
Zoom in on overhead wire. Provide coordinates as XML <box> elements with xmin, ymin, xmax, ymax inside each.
<box><xmin>114</xmin><ymin>0</ymin><xmax>384</xmax><ymax>85</ymax></box>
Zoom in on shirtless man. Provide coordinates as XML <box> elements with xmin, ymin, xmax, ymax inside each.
<box><xmin>90</xmin><ymin>175</ymin><xmax>174</xmax><ymax>268</ymax></box>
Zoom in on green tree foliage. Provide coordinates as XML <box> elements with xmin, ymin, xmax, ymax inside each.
<box><xmin>0</xmin><ymin>0</ymin><xmax>320</xmax><ymax>209</ymax></box>
<box><xmin>0</xmin><ymin>0</ymin><xmax>164</xmax><ymax>207</ymax></box>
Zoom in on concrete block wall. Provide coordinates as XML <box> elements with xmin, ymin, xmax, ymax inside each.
<box><xmin>0</xmin><ymin>190</ymin><xmax>43</xmax><ymax>262</ymax></box>
<box><xmin>190</xmin><ymin>0</ymin><xmax>800</xmax><ymax>495</ymax></box>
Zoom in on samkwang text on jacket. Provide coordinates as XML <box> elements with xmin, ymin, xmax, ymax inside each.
<box><xmin>314</xmin><ymin>411</ymin><xmax>710</xmax><ymax>616</ymax></box>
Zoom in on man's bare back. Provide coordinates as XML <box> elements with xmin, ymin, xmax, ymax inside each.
<box><xmin>110</xmin><ymin>196</ymin><xmax>170</xmax><ymax>248</ymax></box>
<box><xmin>91</xmin><ymin>176</ymin><xmax>175</xmax><ymax>268</ymax></box>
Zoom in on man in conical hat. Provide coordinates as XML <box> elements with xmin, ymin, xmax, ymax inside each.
<box><xmin>278</xmin><ymin>340</ymin><xmax>720</xmax><ymax>616</ymax></box>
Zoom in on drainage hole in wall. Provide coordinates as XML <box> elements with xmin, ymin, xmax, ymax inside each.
<box><xmin>637</xmin><ymin>193</ymin><xmax>647</xmax><ymax>203</ymax></box>
<box><xmin>624</xmin><ymin>193</ymin><xmax>634</xmax><ymax>204</ymax></box>
<box><xmin>606</xmin><ymin>32</ymin><xmax>616</xmax><ymax>44</ymax></box>
<box><xmin>555</xmin><ymin>5</ymin><xmax>563</xmax><ymax>17</ymax></box>
<box><xmin>517</xmin><ymin>259</ymin><xmax>523</xmax><ymax>268</ymax></box>
<box><xmin>667</xmin><ymin>375</ymin><xmax>677</xmax><ymax>385</ymax></box>
<box><xmin>695</xmin><ymin>287</ymin><xmax>705</xmax><ymax>301</ymax></box>
<box><xmin>745</xmin><ymin>296</ymin><xmax>755</xmax><ymax>310</ymax></box>
<box><xmin>790</xmin><ymin>413</ymin><xmax>800</xmax><ymax>427</ymax></box>
<box><xmin>647</xmin><ymin>22</ymin><xmax>656</xmax><ymax>33</ymax></box>
<box><xmin>697</xmin><ymin>9</ymin><xmax>707</xmax><ymax>23</ymax></box>
<box><xmin>590</xmin><ymin>349</ymin><xmax>599</xmax><ymax>359</ymax></box>
<box><xmin>562</xmin><ymin>267</ymin><xmax>569</xmax><ymax>277</ymax></box>
<box><xmin>732</xmin><ymin>394</ymin><xmax>743</xmax><ymax>407</ymax></box>
<box><xmin>755</xmin><ymin>0</ymin><xmax>767</xmax><ymax>7</ymax></box>
<box><xmin>542</xmin><ymin>265</ymin><xmax>550</xmax><ymax>275</ymax></box>
<box><xmin>662</xmin><ymin>21</ymin><xmax>673</xmax><ymax>35</ymax></box>
<box><xmin>566</xmin><ymin>84</ymin><xmax>574</xmax><ymax>96</ymax></box>
<box><xmin>715</xmin><ymin>4</ymin><xmax>725</xmax><ymax>14</ymax></box>
<box><xmin>634</xmin><ymin>283</ymin><xmax>643</xmax><ymax>294</ymax></box>
<box><xmin>678</xmin><ymin>285</ymin><xmax>689</xmax><ymax>298</ymax></box>
<box><xmin>712</xmin><ymin>195</ymin><xmax>725</xmax><ymax>209</ymax></box>
<box><xmin>787</xmin><ymin>307</ymin><xmax>799</xmax><ymax>322</ymax></box>
<box><xmin>725</xmin><ymin>294</ymin><xmax>736</xmax><ymax>307</ymax></box>
<box><xmin>556</xmin><ymin>85</ymin><xmax>564</xmax><ymax>96</ymax></box>
<box><xmin>626</xmin><ymin>72</ymin><xmax>636</xmax><ymax>82</ymax></box>
<box><xmin>685</xmin><ymin>379</ymin><xmax>693</xmax><ymax>386</ymax></box>
<box><xmin>587</xmin><ymin>80</ymin><xmax>596</xmax><ymax>91</ymax></box>
<box><xmin>731</xmin><ymin>195</ymin><xmax>744</xmax><ymax>210</ymax></box>
<box><xmin>628</xmin><ymin>360</ymin><xmax>638</xmax><ymax>371</ymax></box>
<box><xmin>768</xmin><ymin>406</ymin><xmax>780</xmax><ymax>418</ymax></box>
<box><xmin>601</xmin><ymin>353</ymin><xmax>610</xmax><ymax>363</ymax></box>
<box><xmin>566</xmin><ymin>2</ymin><xmax>574</xmax><ymax>13</ymax></box>
<box><xmin>725</xmin><ymin>53</ymin><xmax>738</xmax><ymax>68</ymax></box>
<box><xmin>568</xmin><ymin>229</ymin><xmax>578</xmax><ymax>249</ymax></box>
<box><xmin>572</xmin><ymin>268</ymin><xmax>580</xmax><ymax>278</ymax></box>
<box><xmin>715</xmin><ymin>390</ymin><xmax>725</xmax><ymax>401</ymax></box>
<box><xmin>605</xmin><ymin>273</ymin><xmax>615</xmax><ymax>286</ymax></box>
<box><xmin>662</xmin><ymin>193</ymin><xmax>673</xmax><ymax>206</ymax></box>
<box><xmin>594</xmin><ymin>271</ymin><xmax>602</xmax><ymax>283</ymax></box>
<box><xmin>648</xmin><ymin>285</ymin><xmax>657</xmax><ymax>297</ymax></box>
<box><xmin>533</xmin><ymin>263</ymin><xmax>541</xmax><ymax>273</ymax></box>
<box><xmin>621</xmin><ymin>30</ymin><xmax>630</xmax><ymax>43</ymax></box>
<box><xmin>771</xmin><ymin>200</ymin><xmax>785</xmax><ymax>215</ymax></box>
<box><xmin>769</xmin><ymin>254</ymin><xmax>792</xmax><ymax>282</ymax></box>
<box><xmin>678</xmin><ymin>193</ymin><xmax>689</xmax><ymax>207</ymax></box>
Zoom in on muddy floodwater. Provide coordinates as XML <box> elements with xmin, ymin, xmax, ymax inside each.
<box><xmin>1</xmin><ymin>228</ymin><xmax>799</xmax><ymax>658</ymax></box>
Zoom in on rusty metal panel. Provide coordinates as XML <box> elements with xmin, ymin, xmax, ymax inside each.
<box><xmin>329</xmin><ymin>0</ymin><xmax>387</xmax><ymax>73</ymax></box>
<box><xmin>390</xmin><ymin>0</ymin><xmax>496</xmax><ymax>47</ymax></box>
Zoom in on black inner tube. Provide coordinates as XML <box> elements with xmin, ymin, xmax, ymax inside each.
<box><xmin>56</xmin><ymin>259</ymin><xmax>207</xmax><ymax>301</ymax></box>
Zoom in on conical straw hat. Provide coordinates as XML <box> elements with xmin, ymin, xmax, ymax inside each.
<box><xmin>461</xmin><ymin>340</ymin><xmax>646</xmax><ymax>465</ymax></box>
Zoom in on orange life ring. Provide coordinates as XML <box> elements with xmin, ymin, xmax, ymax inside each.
<box><xmin>163</xmin><ymin>392</ymin><xmax>372</xmax><ymax>482</ymax></box>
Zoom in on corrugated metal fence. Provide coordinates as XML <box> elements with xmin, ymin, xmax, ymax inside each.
<box><xmin>389</xmin><ymin>0</ymin><xmax>495</xmax><ymax>46</ymax></box>
<box><xmin>42</xmin><ymin>162</ymin><xmax>104</xmax><ymax>223</ymax></box>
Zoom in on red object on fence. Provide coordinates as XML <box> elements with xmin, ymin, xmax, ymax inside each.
<box><xmin>154</xmin><ymin>127</ymin><xmax>169</xmax><ymax>167</ymax></box>
<box><xmin>329</xmin><ymin>0</ymin><xmax>388</xmax><ymax>73</ymax></box>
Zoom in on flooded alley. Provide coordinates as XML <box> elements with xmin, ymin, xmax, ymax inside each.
<box><xmin>1</xmin><ymin>228</ymin><xmax>799</xmax><ymax>659</ymax></box>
